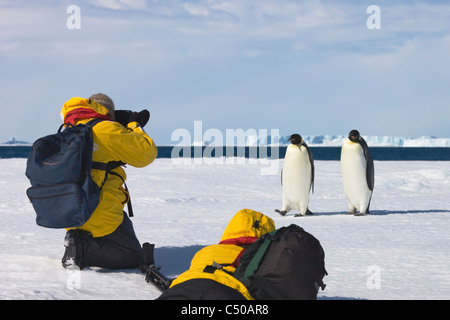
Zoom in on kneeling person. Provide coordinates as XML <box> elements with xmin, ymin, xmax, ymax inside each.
<box><xmin>61</xmin><ymin>94</ymin><xmax>157</xmax><ymax>270</ymax></box>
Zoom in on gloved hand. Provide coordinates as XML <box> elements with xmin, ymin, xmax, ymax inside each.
<box><xmin>128</xmin><ymin>109</ymin><xmax>150</xmax><ymax>128</ymax></box>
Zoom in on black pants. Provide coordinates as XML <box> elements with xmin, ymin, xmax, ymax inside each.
<box><xmin>157</xmin><ymin>279</ymin><xmax>246</xmax><ymax>300</ymax></box>
<box><xmin>62</xmin><ymin>213</ymin><xmax>144</xmax><ymax>269</ymax></box>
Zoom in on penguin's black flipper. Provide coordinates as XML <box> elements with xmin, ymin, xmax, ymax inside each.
<box><xmin>302</xmin><ymin>141</ymin><xmax>315</xmax><ymax>194</ymax></box>
<box><xmin>359</xmin><ymin>137</ymin><xmax>375</xmax><ymax>191</ymax></box>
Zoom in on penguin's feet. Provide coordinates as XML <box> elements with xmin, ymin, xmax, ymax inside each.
<box><xmin>275</xmin><ymin>209</ymin><xmax>287</xmax><ymax>216</ymax></box>
<box><xmin>294</xmin><ymin>210</ymin><xmax>313</xmax><ymax>217</ymax></box>
<box><xmin>347</xmin><ymin>210</ymin><xmax>366</xmax><ymax>216</ymax></box>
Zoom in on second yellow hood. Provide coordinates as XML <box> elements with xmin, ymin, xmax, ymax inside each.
<box><xmin>220</xmin><ymin>209</ymin><xmax>275</xmax><ymax>243</ymax></box>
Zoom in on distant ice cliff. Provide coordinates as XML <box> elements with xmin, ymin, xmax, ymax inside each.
<box><xmin>0</xmin><ymin>137</ymin><xmax>31</xmax><ymax>146</ymax></box>
<box><xmin>3</xmin><ymin>135</ymin><xmax>450</xmax><ymax>147</ymax></box>
<box><xmin>286</xmin><ymin>135</ymin><xmax>450</xmax><ymax>147</ymax></box>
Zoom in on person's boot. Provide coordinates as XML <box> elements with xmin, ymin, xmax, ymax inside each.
<box><xmin>62</xmin><ymin>229</ymin><xmax>92</xmax><ymax>270</ymax></box>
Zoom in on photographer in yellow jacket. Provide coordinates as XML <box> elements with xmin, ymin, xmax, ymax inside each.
<box><xmin>61</xmin><ymin>93</ymin><xmax>157</xmax><ymax>270</ymax></box>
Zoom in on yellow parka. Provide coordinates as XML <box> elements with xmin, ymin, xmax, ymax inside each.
<box><xmin>60</xmin><ymin>97</ymin><xmax>158</xmax><ymax>237</ymax></box>
<box><xmin>169</xmin><ymin>209</ymin><xmax>275</xmax><ymax>300</ymax></box>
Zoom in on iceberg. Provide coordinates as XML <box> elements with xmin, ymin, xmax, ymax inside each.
<box><xmin>4</xmin><ymin>135</ymin><xmax>450</xmax><ymax>147</ymax></box>
<box><xmin>1</xmin><ymin>137</ymin><xmax>31</xmax><ymax>146</ymax></box>
<box><xmin>253</xmin><ymin>135</ymin><xmax>450</xmax><ymax>147</ymax></box>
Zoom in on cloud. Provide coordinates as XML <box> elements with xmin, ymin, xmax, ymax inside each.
<box><xmin>1</xmin><ymin>0</ymin><xmax>450</xmax><ymax>141</ymax></box>
<box><xmin>183</xmin><ymin>2</ymin><xmax>210</xmax><ymax>17</ymax></box>
<box><xmin>88</xmin><ymin>0</ymin><xmax>147</xmax><ymax>11</ymax></box>
<box><xmin>2</xmin><ymin>0</ymin><xmax>449</xmax><ymax>61</ymax></box>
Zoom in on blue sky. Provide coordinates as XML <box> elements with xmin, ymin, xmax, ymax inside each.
<box><xmin>1</xmin><ymin>0</ymin><xmax>450</xmax><ymax>145</ymax></box>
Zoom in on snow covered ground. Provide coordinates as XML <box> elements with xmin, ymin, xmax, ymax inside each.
<box><xmin>1</xmin><ymin>157</ymin><xmax>450</xmax><ymax>300</ymax></box>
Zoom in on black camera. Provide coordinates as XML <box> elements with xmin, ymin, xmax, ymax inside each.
<box><xmin>115</xmin><ymin>109</ymin><xmax>150</xmax><ymax>128</ymax></box>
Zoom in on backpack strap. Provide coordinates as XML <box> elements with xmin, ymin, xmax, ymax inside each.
<box><xmin>86</xmin><ymin>118</ymin><xmax>134</xmax><ymax>218</ymax></box>
<box><xmin>241</xmin><ymin>237</ymin><xmax>272</xmax><ymax>280</ymax></box>
<box><xmin>85</xmin><ymin>118</ymin><xmax>105</xmax><ymax>128</ymax></box>
<box><xmin>91</xmin><ymin>161</ymin><xmax>133</xmax><ymax>217</ymax></box>
<box><xmin>203</xmin><ymin>261</ymin><xmax>235</xmax><ymax>276</ymax></box>
<box><xmin>91</xmin><ymin>161</ymin><xmax>125</xmax><ymax>189</ymax></box>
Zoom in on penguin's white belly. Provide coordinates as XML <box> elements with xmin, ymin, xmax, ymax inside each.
<box><xmin>341</xmin><ymin>142</ymin><xmax>372</xmax><ymax>213</ymax></box>
<box><xmin>282</xmin><ymin>147</ymin><xmax>312</xmax><ymax>214</ymax></box>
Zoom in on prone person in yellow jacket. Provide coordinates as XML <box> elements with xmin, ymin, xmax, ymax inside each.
<box><xmin>61</xmin><ymin>94</ymin><xmax>158</xmax><ymax>270</ymax></box>
<box><xmin>157</xmin><ymin>209</ymin><xmax>275</xmax><ymax>300</ymax></box>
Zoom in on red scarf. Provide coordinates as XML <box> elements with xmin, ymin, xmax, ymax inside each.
<box><xmin>64</xmin><ymin>108</ymin><xmax>111</xmax><ymax>125</ymax></box>
<box><xmin>217</xmin><ymin>237</ymin><xmax>260</xmax><ymax>268</ymax></box>
<box><xmin>219</xmin><ymin>236</ymin><xmax>259</xmax><ymax>246</ymax></box>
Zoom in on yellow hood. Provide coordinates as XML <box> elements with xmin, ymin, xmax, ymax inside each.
<box><xmin>220</xmin><ymin>209</ymin><xmax>275</xmax><ymax>244</ymax></box>
<box><xmin>60</xmin><ymin>97</ymin><xmax>109</xmax><ymax>123</ymax></box>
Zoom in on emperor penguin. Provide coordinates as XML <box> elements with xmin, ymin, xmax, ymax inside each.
<box><xmin>340</xmin><ymin>130</ymin><xmax>374</xmax><ymax>215</ymax></box>
<box><xmin>275</xmin><ymin>134</ymin><xmax>314</xmax><ymax>217</ymax></box>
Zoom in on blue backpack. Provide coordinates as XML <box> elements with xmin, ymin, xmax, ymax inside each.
<box><xmin>25</xmin><ymin>119</ymin><xmax>125</xmax><ymax>228</ymax></box>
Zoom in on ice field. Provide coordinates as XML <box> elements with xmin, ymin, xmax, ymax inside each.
<box><xmin>1</xmin><ymin>157</ymin><xmax>449</xmax><ymax>300</ymax></box>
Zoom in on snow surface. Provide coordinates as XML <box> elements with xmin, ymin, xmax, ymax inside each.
<box><xmin>1</xmin><ymin>157</ymin><xmax>450</xmax><ymax>300</ymax></box>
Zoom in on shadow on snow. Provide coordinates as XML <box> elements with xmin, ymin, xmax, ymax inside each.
<box><xmin>279</xmin><ymin>209</ymin><xmax>450</xmax><ymax>217</ymax></box>
<box><xmin>154</xmin><ymin>245</ymin><xmax>205</xmax><ymax>278</ymax></box>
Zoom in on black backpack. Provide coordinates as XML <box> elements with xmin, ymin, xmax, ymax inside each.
<box><xmin>25</xmin><ymin>119</ymin><xmax>127</xmax><ymax>228</ymax></box>
<box><xmin>233</xmin><ymin>224</ymin><xmax>327</xmax><ymax>300</ymax></box>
